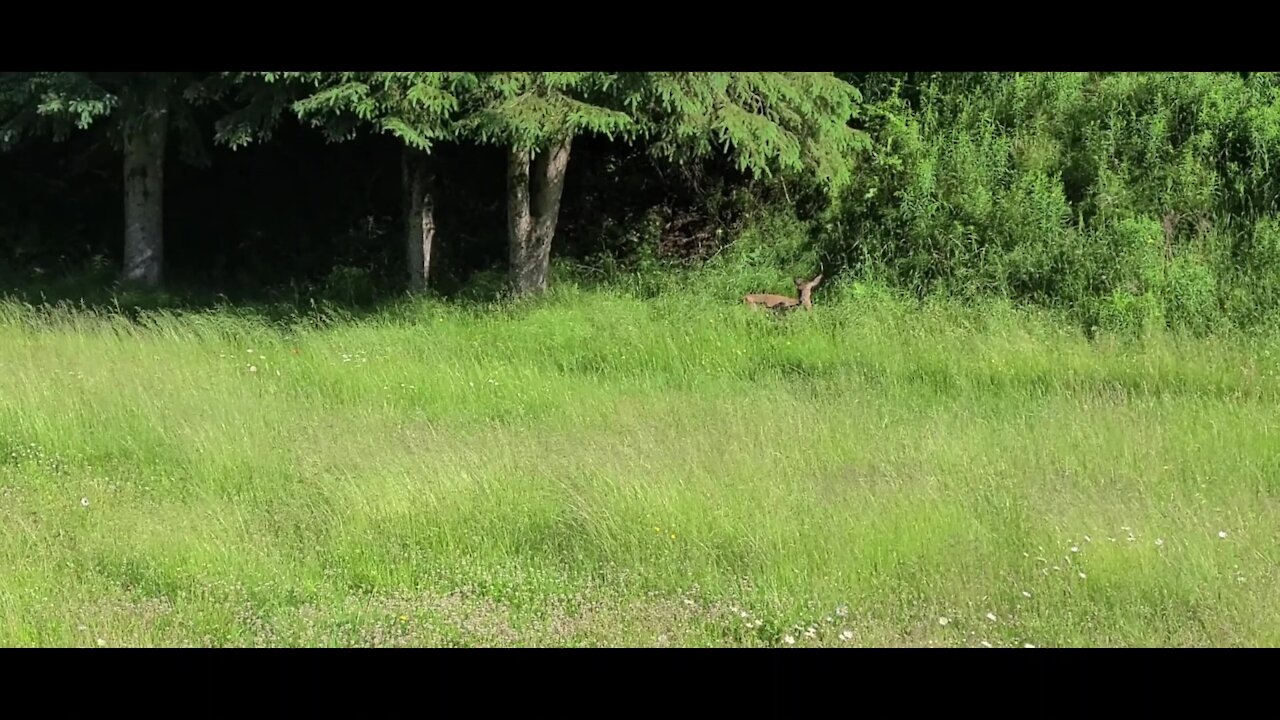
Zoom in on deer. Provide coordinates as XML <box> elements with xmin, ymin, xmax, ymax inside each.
<box><xmin>743</xmin><ymin>272</ymin><xmax>824</xmax><ymax>311</ymax></box>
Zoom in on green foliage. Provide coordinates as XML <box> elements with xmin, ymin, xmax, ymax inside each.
<box><xmin>0</xmin><ymin>72</ymin><xmax>219</xmax><ymax>165</ymax></box>
<box><xmin>216</xmin><ymin>73</ymin><xmax>476</xmax><ymax>152</ymax></box>
<box><xmin>263</xmin><ymin>71</ymin><xmax>867</xmax><ymax>177</ymax></box>
<box><xmin>629</xmin><ymin>73</ymin><xmax>868</xmax><ymax>192</ymax></box>
<box><xmin>817</xmin><ymin>72</ymin><xmax>1280</xmax><ymax>332</ymax></box>
<box><xmin>0</xmin><ymin>73</ymin><xmax>116</xmax><ymax>147</ymax></box>
<box><xmin>211</xmin><ymin>73</ymin><xmax>309</xmax><ymax>150</ymax></box>
<box><xmin>705</xmin><ymin>206</ymin><xmax>820</xmax><ymax>294</ymax></box>
<box><xmin>228</xmin><ymin>72</ymin><xmax>638</xmax><ymax>156</ymax></box>
<box><xmin>296</xmin><ymin>73</ymin><xmax>473</xmax><ymax>151</ymax></box>
<box><xmin>458</xmin><ymin>72</ymin><xmax>634</xmax><ymax>151</ymax></box>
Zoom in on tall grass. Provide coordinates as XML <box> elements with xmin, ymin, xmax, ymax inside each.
<box><xmin>1</xmin><ymin>282</ymin><xmax>1277</xmax><ymax>646</ymax></box>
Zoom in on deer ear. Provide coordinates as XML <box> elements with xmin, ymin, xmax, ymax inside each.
<box><xmin>794</xmin><ymin>277</ymin><xmax>804</xmax><ymax>285</ymax></box>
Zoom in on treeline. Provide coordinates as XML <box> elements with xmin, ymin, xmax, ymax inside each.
<box><xmin>0</xmin><ymin>72</ymin><xmax>862</xmax><ymax>298</ymax></box>
<box><xmin>4</xmin><ymin>72</ymin><xmax>1280</xmax><ymax>332</ymax></box>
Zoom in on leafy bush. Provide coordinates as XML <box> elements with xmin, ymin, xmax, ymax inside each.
<box><xmin>806</xmin><ymin>72</ymin><xmax>1280</xmax><ymax>333</ymax></box>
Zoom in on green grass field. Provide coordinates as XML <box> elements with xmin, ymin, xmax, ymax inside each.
<box><xmin>2</xmin><ymin>283</ymin><xmax>1278</xmax><ymax>647</ymax></box>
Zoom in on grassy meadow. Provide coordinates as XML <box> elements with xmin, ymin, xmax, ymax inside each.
<box><xmin>1</xmin><ymin>281</ymin><xmax>1278</xmax><ymax>647</ymax></box>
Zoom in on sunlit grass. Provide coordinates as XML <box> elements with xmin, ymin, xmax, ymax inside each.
<box><xmin>1</xmin><ymin>282</ymin><xmax>1277</xmax><ymax>647</ymax></box>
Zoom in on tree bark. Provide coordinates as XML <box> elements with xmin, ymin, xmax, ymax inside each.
<box><xmin>402</xmin><ymin>147</ymin><xmax>436</xmax><ymax>292</ymax></box>
<box><xmin>121</xmin><ymin>104</ymin><xmax>169</xmax><ymax>288</ymax></box>
<box><xmin>507</xmin><ymin>146</ymin><xmax>535</xmax><ymax>294</ymax></box>
<box><xmin>507</xmin><ymin>136</ymin><xmax>572</xmax><ymax>297</ymax></box>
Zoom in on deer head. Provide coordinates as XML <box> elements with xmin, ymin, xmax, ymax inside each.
<box><xmin>795</xmin><ymin>273</ymin><xmax>824</xmax><ymax>309</ymax></box>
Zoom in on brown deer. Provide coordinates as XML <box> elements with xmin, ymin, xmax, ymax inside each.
<box><xmin>743</xmin><ymin>272</ymin><xmax>824</xmax><ymax>311</ymax></box>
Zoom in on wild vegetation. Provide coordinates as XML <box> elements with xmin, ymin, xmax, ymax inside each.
<box><xmin>1</xmin><ymin>72</ymin><xmax>1278</xmax><ymax>646</ymax></box>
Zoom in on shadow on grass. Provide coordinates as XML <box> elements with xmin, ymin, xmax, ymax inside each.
<box><xmin>0</xmin><ymin>262</ymin><xmax>523</xmax><ymax>327</ymax></box>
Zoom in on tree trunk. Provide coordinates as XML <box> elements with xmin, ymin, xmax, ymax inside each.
<box><xmin>507</xmin><ymin>147</ymin><xmax>535</xmax><ymax>295</ymax></box>
<box><xmin>402</xmin><ymin>148</ymin><xmax>436</xmax><ymax>292</ymax></box>
<box><xmin>507</xmin><ymin>136</ymin><xmax>572</xmax><ymax>297</ymax></box>
<box><xmin>121</xmin><ymin>105</ymin><xmax>169</xmax><ymax>288</ymax></box>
